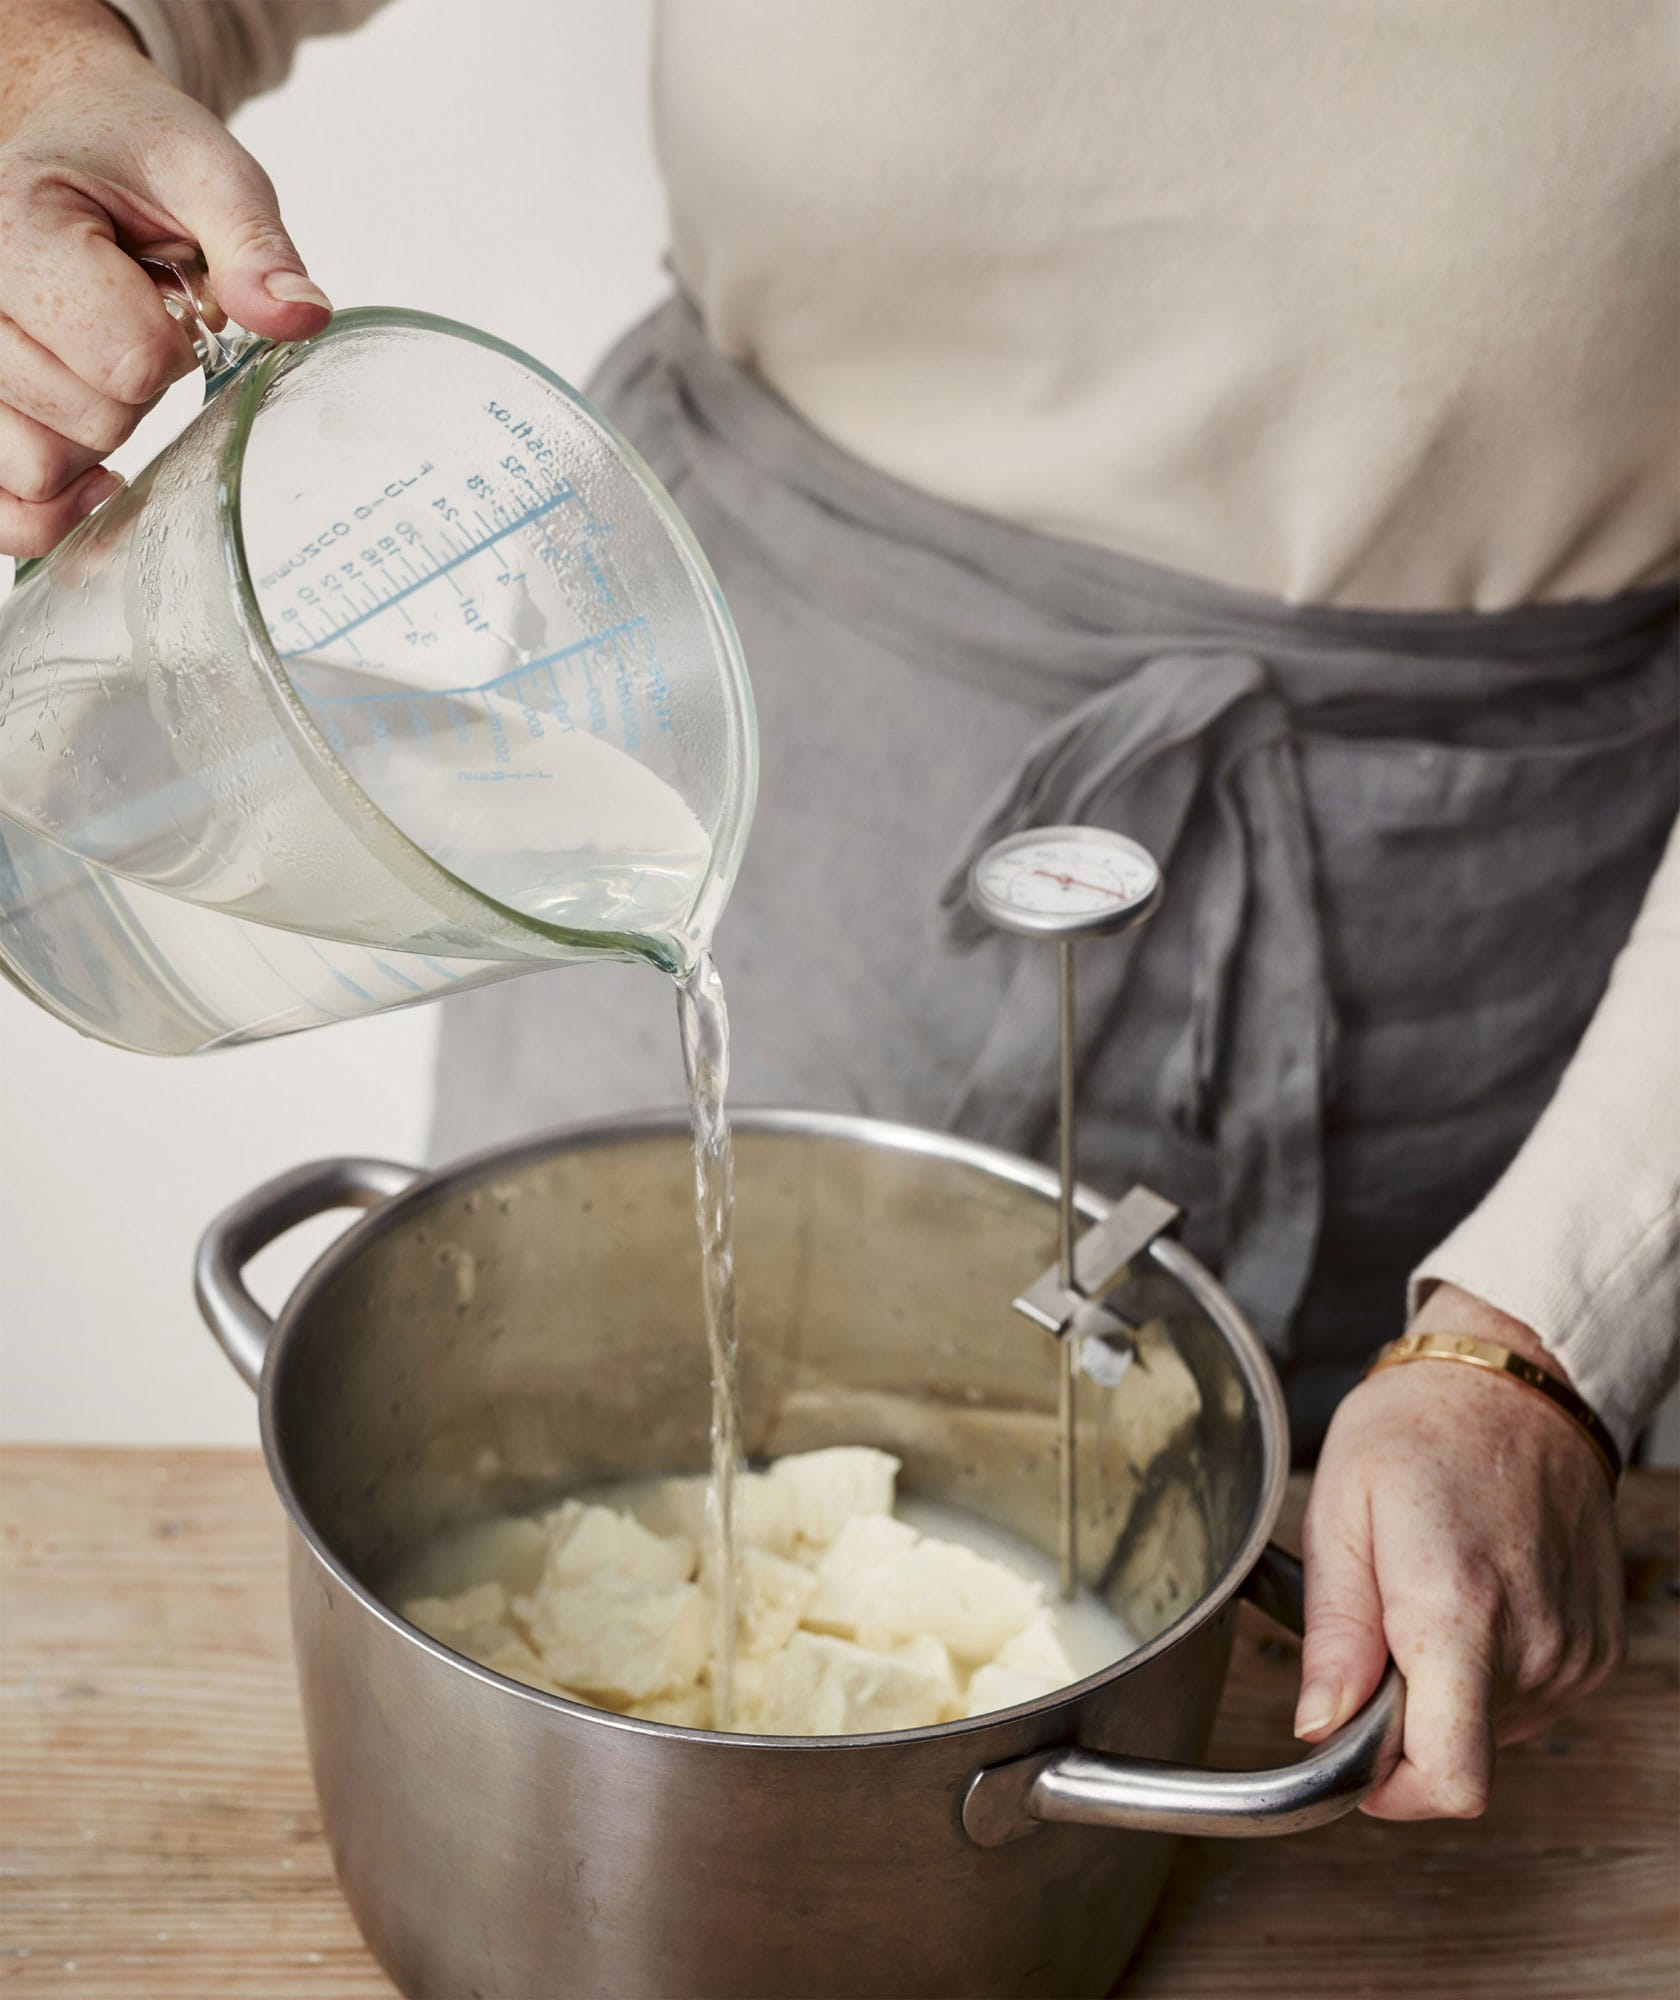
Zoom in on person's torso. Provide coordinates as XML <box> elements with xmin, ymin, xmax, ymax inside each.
<box><xmin>654</xmin><ymin>0</ymin><xmax>1680</xmax><ymax>612</ymax></box>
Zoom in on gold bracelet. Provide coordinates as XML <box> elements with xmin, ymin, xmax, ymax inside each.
<box><xmin>1365</xmin><ymin>1332</ymin><xmax>1622</xmax><ymax>1491</ymax></box>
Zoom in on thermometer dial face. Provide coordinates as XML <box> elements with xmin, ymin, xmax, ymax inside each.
<box><xmin>969</xmin><ymin>827</ymin><xmax>1162</xmax><ymax>939</ymax></box>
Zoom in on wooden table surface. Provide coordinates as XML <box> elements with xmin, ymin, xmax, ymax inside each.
<box><xmin>1</xmin><ymin>1449</ymin><xmax>1675</xmax><ymax>1999</ymax></box>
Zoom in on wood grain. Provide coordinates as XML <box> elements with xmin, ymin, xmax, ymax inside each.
<box><xmin>1</xmin><ymin>1449</ymin><xmax>1674</xmax><ymax>1998</ymax></box>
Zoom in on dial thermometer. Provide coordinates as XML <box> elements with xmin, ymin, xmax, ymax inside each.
<box><xmin>968</xmin><ymin>826</ymin><xmax>1164</xmax><ymax>1599</ymax></box>
<box><xmin>969</xmin><ymin>827</ymin><xmax>1162</xmax><ymax>939</ymax></box>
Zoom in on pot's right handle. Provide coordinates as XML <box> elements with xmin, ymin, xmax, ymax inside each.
<box><xmin>194</xmin><ymin>1158</ymin><xmax>423</xmax><ymax>1389</ymax></box>
<box><xmin>963</xmin><ymin>1545</ymin><xmax>1405</xmax><ymax>1846</ymax></box>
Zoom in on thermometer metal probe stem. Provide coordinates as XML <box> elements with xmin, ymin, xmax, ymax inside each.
<box><xmin>1056</xmin><ymin>940</ymin><xmax>1078</xmax><ymax>1601</ymax></box>
<box><xmin>967</xmin><ymin>825</ymin><xmax>1165</xmax><ymax>1607</ymax></box>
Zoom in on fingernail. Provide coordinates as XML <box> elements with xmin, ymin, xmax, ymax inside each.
<box><xmin>1294</xmin><ymin>1674</ymin><xmax>1342</xmax><ymax>1738</ymax></box>
<box><xmin>75</xmin><ymin>470</ymin><xmax>123</xmax><ymax>520</ymax></box>
<box><xmin>265</xmin><ymin>272</ymin><xmax>332</xmax><ymax>311</ymax></box>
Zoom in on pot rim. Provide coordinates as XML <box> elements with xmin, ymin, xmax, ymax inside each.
<box><xmin>258</xmin><ymin>1105</ymin><xmax>1290</xmax><ymax>1750</ymax></box>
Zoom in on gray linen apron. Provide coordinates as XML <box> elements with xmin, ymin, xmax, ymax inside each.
<box><xmin>432</xmin><ymin>298</ymin><xmax>1679</xmax><ymax>1454</ymax></box>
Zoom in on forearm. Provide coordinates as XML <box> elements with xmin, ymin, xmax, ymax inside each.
<box><xmin>0</xmin><ymin>0</ymin><xmax>148</xmax><ymax>139</ymax></box>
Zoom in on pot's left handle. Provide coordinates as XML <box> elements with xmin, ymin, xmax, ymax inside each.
<box><xmin>194</xmin><ymin>1158</ymin><xmax>423</xmax><ymax>1389</ymax></box>
<box><xmin>963</xmin><ymin>1546</ymin><xmax>1405</xmax><ymax>1845</ymax></box>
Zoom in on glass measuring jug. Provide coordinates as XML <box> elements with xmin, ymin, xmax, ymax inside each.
<box><xmin>0</xmin><ymin>258</ymin><xmax>756</xmax><ymax>1055</ymax></box>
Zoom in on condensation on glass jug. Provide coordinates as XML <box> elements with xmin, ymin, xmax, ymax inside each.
<box><xmin>0</xmin><ymin>307</ymin><xmax>755</xmax><ymax>1054</ymax></box>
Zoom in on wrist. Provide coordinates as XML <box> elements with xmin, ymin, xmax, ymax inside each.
<box><xmin>0</xmin><ymin>0</ymin><xmax>152</xmax><ymax>139</ymax></box>
<box><xmin>1408</xmin><ymin>1279</ymin><xmax>1568</xmax><ymax>1383</ymax></box>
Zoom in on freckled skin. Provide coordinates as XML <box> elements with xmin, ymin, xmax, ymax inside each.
<box><xmin>1299</xmin><ymin>1281</ymin><xmax>1625</xmax><ymax>1821</ymax></box>
<box><xmin>0</xmin><ymin>0</ymin><xmax>330</xmax><ymax>557</ymax></box>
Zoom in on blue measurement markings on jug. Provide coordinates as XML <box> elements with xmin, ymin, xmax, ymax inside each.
<box><xmin>271</xmin><ymin>489</ymin><xmax>570</xmax><ymax>659</ymax></box>
<box><xmin>266</xmin><ymin>450</ymin><xmax>676</xmax><ymax>783</ymax></box>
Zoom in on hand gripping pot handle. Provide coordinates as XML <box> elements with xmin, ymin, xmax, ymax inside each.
<box><xmin>963</xmin><ymin>1546</ymin><xmax>1406</xmax><ymax>1846</ymax></box>
<box><xmin>194</xmin><ymin>1158</ymin><xmax>424</xmax><ymax>1388</ymax></box>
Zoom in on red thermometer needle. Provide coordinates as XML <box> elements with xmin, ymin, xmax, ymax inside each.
<box><xmin>1033</xmin><ymin>868</ymin><xmax>1125</xmax><ymax>900</ymax></box>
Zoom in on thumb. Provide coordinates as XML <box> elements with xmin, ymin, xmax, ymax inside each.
<box><xmin>161</xmin><ymin>140</ymin><xmax>331</xmax><ymax>343</ymax></box>
<box><xmin>1295</xmin><ymin>1484</ymin><xmax>1387</xmax><ymax>1741</ymax></box>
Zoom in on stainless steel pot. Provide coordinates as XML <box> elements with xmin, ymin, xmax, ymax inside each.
<box><xmin>195</xmin><ymin>1110</ymin><xmax>1402</xmax><ymax>2000</ymax></box>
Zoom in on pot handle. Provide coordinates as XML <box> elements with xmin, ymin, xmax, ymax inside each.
<box><xmin>962</xmin><ymin>1544</ymin><xmax>1405</xmax><ymax>1846</ymax></box>
<box><xmin>194</xmin><ymin>1157</ymin><xmax>423</xmax><ymax>1389</ymax></box>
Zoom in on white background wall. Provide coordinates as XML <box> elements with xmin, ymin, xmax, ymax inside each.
<box><xmin>3</xmin><ymin>0</ymin><xmax>1675</xmax><ymax>1460</ymax></box>
<box><xmin>0</xmin><ymin>0</ymin><xmax>667</xmax><ymax>1444</ymax></box>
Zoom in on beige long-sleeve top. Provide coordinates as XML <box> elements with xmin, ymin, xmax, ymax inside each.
<box><xmin>110</xmin><ymin>0</ymin><xmax>1680</xmax><ymax>1448</ymax></box>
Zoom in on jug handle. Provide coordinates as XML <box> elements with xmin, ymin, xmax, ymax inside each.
<box><xmin>194</xmin><ymin>1157</ymin><xmax>424</xmax><ymax>1389</ymax></box>
<box><xmin>962</xmin><ymin>1544</ymin><xmax>1406</xmax><ymax>1845</ymax></box>
<box><xmin>138</xmin><ymin>241</ymin><xmax>273</xmax><ymax>396</ymax></box>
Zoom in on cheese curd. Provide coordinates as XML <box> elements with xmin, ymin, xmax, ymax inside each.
<box><xmin>398</xmin><ymin>1447</ymin><xmax>1133</xmax><ymax>1735</ymax></box>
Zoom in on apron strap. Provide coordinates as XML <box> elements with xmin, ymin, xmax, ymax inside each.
<box><xmin>937</xmin><ymin>651</ymin><xmax>1330</xmax><ymax>1348</ymax></box>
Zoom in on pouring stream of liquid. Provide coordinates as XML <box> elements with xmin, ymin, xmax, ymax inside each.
<box><xmin>677</xmin><ymin>951</ymin><xmax>741</xmax><ymax>1729</ymax></box>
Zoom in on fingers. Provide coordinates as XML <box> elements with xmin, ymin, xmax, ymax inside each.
<box><xmin>1494</xmin><ymin>1624</ymin><xmax>1622</xmax><ymax>1747</ymax></box>
<box><xmin>1300</xmin><ymin>1492</ymin><xmax>1497</xmax><ymax>1820</ymax></box>
<box><xmin>1</xmin><ymin>144</ymin><xmax>196</xmax><ymax>558</ymax></box>
<box><xmin>1296</xmin><ymin>1479</ymin><xmax>1386</xmax><ymax>1740</ymax></box>
<box><xmin>0</xmin><ymin>392</ymin><xmax>121</xmax><ymax>505</ymax></box>
<box><xmin>0</xmin><ymin>313</ymin><xmax>144</xmax><ymax>453</ymax></box>
<box><xmin>1360</xmin><ymin>1623</ymin><xmax>1496</xmax><ymax>1820</ymax></box>
<box><xmin>0</xmin><ymin>464</ymin><xmax>121</xmax><ymax>560</ymax></box>
<box><xmin>0</xmin><ymin>113</ymin><xmax>326</xmax><ymax>558</ymax></box>
<box><xmin>0</xmin><ymin>175</ymin><xmax>197</xmax><ymax>405</ymax></box>
<box><xmin>0</xmin><ymin>40</ymin><xmax>325</xmax><ymax>561</ymax></box>
<box><xmin>152</xmin><ymin>142</ymin><xmax>331</xmax><ymax>342</ymax></box>
<box><xmin>0</xmin><ymin>196</ymin><xmax>166</xmax><ymax>555</ymax></box>
<box><xmin>1498</xmin><ymin>1586</ymin><xmax>1626</xmax><ymax>1744</ymax></box>
<box><xmin>0</xmin><ymin>311</ymin><xmax>146</xmax><ymax>560</ymax></box>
